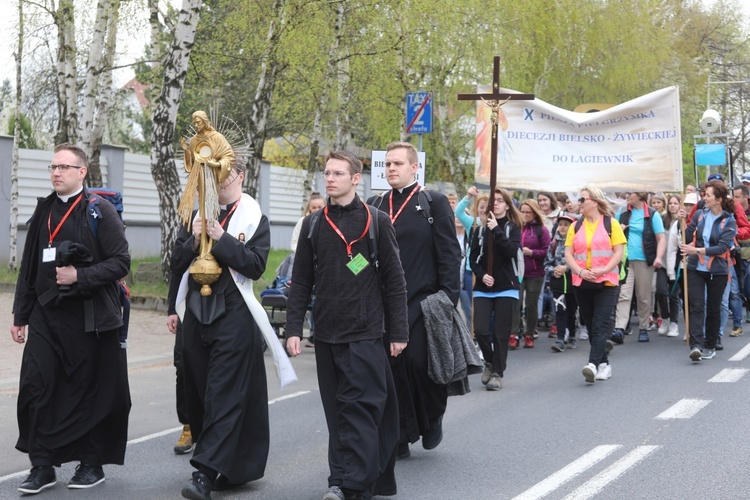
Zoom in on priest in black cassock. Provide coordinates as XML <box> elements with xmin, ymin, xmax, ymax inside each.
<box><xmin>173</xmin><ymin>158</ymin><xmax>295</xmax><ymax>500</ymax></box>
<box><xmin>372</xmin><ymin>141</ymin><xmax>462</xmax><ymax>458</ymax></box>
<box><xmin>11</xmin><ymin>143</ymin><xmax>131</xmax><ymax>494</ymax></box>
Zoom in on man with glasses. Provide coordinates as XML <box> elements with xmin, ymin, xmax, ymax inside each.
<box><xmin>172</xmin><ymin>159</ymin><xmax>274</xmax><ymax>499</ymax></box>
<box><xmin>372</xmin><ymin>142</ymin><xmax>461</xmax><ymax>459</ymax></box>
<box><xmin>286</xmin><ymin>150</ymin><xmax>408</xmax><ymax>500</ymax></box>
<box><xmin>11</xmin><ymin>143</ymin><xmax>131</xmax><ymax>494</ymax></box>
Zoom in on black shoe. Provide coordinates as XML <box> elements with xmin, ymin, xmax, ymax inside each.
<box><xmin>396</xmin><ymin>442</ymin><xmax>410</xmax><ymax>459</ymax></box>
<box><xmin>605</xmin><ymin>340</ymin><xmax>614</xmax><ymax>353</ymax></box>
<box><xmin>213</xmin><ymin>474</ymin><xmax>243</xmax><ymax>491</ymax></box>
<box><xmin>611</xmin><ymin>328</ymin><xmax>624</xmax><ymax>345</ymax></box>
<box><xmin>182</xmin><ymin>471</ymin><xmax>213</xmax><ymax>500</ymax></box>
<box><xmin>716</xmin><ymin>336</ymin><xmax>724</xmax><ymax>351</ymax></box>
<box><xmin>422</xmin><ymin>415</ymin><xmax>443</xmax><ymax>450</ymax></box>
<box><xmin>67</xmin><ymin>464</ymin><xmax>105</xmax><ymax>489</ymax></box>
<box><xmin>18</xmin><ymin>466</ymin><xmax>56</xmax><ymax>494</ymax></box>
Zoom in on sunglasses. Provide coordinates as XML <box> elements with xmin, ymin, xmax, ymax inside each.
<box><xmin>578</xmin><ymin>197</ymin><xmax>591</xmax><ymax>204</ymax></box>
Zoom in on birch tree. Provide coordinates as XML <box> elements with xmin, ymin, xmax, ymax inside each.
<box><xmin>149</xmin><ymin>0</ymin><xmax>202</xmax><ymax>280</ymax></box>
<box><xmin>53</xmin><ymin>0</ymin><xmax>78</xmax><ymax>144</ymax></box>
<box><xmin>243</xmin><ymin>0</ymin><xmax>287</xmax><ymax>198</ymax></box>
<box><xmin>10</xmin><ymin>0</ymin><xmax>24</xmax><ymax>271</ymax></box>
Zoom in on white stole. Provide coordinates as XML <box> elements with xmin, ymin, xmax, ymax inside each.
<box><xmin>176</xmin><ymin>193</ymin><xmax>298</xmax><ymax>388</ymax></box>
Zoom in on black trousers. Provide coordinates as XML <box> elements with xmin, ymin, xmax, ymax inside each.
<box><xmin>315</xmin><ymin>339</ymin><xmax>399</xmax><ymax>495</ymax></box>
<box><xmin>174</xmin><ymin>320</ymin><xmax>189</xmax><ymax>425</ymax></box>
<box><xmin>473</xmin><ymin>296</ymin><xmax>516</xmax><ymax>376</ymax></box>
<box><xmin>574</xmin><ymin>285</ymin><xmax>618</xmax><ymax>366</ymax></box>
<box><xmin>655</xmin><ymin>268</ymin><xmax>680</xmax><ymax>323</ymax></box>
<box><xmin>687</xmin><ymin>269</ymin><xmax>727</xmax><ymax>349</ymax></box>
<box><xmin>551</xmin><ymin>286</ymin><xmax>578</xmax><ymax>341</ymax></box>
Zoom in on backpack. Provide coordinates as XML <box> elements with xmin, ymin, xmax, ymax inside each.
<box><xmin>307</xmin><ymin>204</ymin><xmax>381</xmax><ymax>276</ymax></box>
<box><xmin>87</xmin><ymin>188</ymin><xmax>130</xmax><ymax>349</ymax></box>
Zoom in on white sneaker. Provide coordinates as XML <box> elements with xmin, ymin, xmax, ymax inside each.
<box><xmin>595</xmin><ymin>363</ymin><xmax>612</xmax><ymax>380</ymax></box>
<box><xmin>658</xmin><ymin>320</ymin><xmax>670</xmax><ymax>335</ymax></box>
<box><xmin>582</xmin><ymin>363</ymin><xmax>597</xmax><ymax>383</ymax></box>
<box><xmin>667</xmin><ymin>323</ymin><xmax>679</xmax><ymax>337</ymax></box>
<box><xmin>578</xmin><ymin>325</ymin><xmax>589</xmax><ymax>341</ymax></box>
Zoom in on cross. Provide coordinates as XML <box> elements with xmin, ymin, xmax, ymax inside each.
<box><xmin>457</xmin><ymin>56</ymin><xmax>534</xmax><ymax>270</ymax></box>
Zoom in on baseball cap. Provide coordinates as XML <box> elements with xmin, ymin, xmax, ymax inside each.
<box><xmin>684</xmin><ymin>192</ymin><xmax>699</xmax><ymax>205</ymax></box>
<box><xmin>557</xmin><ymin>212</ymin><xmax>578</xmax><ymax>223</ymax></box>
<box><xmin>707</xmin><ymin>173</ymin><xmax>724</xmax><ymax>181</ymax></box>
<box><xmin>741</xmin><ymin>172</ymin><xmax>750</xmax><ymax>183</ymax></box>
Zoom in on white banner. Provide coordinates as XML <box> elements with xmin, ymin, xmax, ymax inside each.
<box><xmin>370</xmin><ymin>150</ymin><xmax>426</xmax><ymax>190</ymax></box>
<box><xmin>474</xmin><ymin>86</ymin><xmax>683</xmax><ymax>192</ymax></box>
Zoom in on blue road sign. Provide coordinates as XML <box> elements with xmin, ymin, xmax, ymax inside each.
<box><xmin>406</xmin><ymin>91</ymin><xmax>433</xmax><ymax>134</ymax></box>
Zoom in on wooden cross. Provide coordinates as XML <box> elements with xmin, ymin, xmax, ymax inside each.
<box><xmin>458</xmin><ymin>56</ymin><xmax>535</xmax><ymax>271</ymax></box>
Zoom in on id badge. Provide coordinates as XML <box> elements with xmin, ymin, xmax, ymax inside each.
<box><xmin>42</xmin><ymin>246</ymin><xmax>57</xmax><ymax>263</ymax></box>
<box><xmin>346</xmin><ymin>253</ymin><xmax>370</xmax><ymax>276</ymax></box>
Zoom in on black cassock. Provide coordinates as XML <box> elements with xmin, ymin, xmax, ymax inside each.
<box><xmin>16</xmin><ymin>196</ymin><xmax>131</xmax><ymax>467</ymax></box>
<box><xmin>172</xmin><ymin>204</ymin><xmax>271</xmax><ymax>484</ymax></box>
<box><xmin>372</xmin><ymin>185</ymin><xmax>461</xmax><ymax>444</ymax></box>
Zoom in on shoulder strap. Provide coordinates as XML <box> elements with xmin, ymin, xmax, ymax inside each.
<box><xmin>307</xmin><ymin>210</ymin><xmax>324</xmax><ymax>269</ymax></box>
<box><xmin>574</xmin><ymin>217</ymin><xmax>584</xmax><ymax>233</ymax></box>
<box><xmin>418</xmin><ymin>189</ymin><xmax>433</xmax><ymax>224</ymax></box>
<box><xmin>367</xmin><ymin>205</ymin><xmax>380</xmax><ymax>272</ymax></box>
<box><xmin>603</xmin><ymin>215</ymin><xmax>612</xmax><ymax>237</ymax></box>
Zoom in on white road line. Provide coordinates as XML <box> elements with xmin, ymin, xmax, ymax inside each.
<box><xmin>655</xmin><ymin>398</ymin><xmax>710</xmax><ymax>419</ymax></box>
<box><xmin>562</xmin><ymin>445</ymin><xmax>659</xmax><ymax>500</ymax></box>
<box><xmin>708</xmin><ymin>368</ymin><xmax>750</xmax><ymax>383</ymax></box>
<box><xmin>512</xmin><ymin>445</ymin><xmax>621</xmax><ymax>500</ymax></box>
<box><xmin>268</xmin><ymin>390</ymin><xmax>311</xmax><ymax>405</ymax></box>
<box><xmin>729</xmin><ymin>342</ymin><xmax>750</xmax><ymax>361</ymax></box>
<box><xmin>0</xmin><ymin>390</ymin><xmax>312</xmax><ymax>485</ymax></box>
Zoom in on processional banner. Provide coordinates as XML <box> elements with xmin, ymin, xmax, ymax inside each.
<box><xmin>473</xmin><ymin>86</ymin><xmax>683</xmax><ymax>192</ymax></box>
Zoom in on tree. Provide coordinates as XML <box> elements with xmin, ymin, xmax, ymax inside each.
<box><xmin>149</xmin><ymin>0</ymin><xmax>202</xmax><ymax>281</ymax></box>
<box><xmin>10</xmin><ymin>0</ymin><xmax>24</xmax><ymax>271</ymax></box>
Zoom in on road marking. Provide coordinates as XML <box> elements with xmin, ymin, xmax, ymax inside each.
<box><xmin>562</xmin><ymin>445</ymin><xmax>659</xmax><ymax>500</ymax></box>
<box><xmin>512</xmin><ymin>445</ymin><xmax>621</xmax><ymax>500</ymax></box>
<box><xmin>0</xmin><ymin>390</ymin><xmax>312</xmax><ymax>485</ymax></box>
<box><xmin>655</xmin><ymin>398</ymin><xmax>710</xmax><ymax>419</ymax></box>
<box><xmin>268</xmin><ymin>390</ymin><xmax>311</xmax><ymax>405</ymax></box>
<box><xmin>728</xmin><ymin>342</ymin><xmax>750</xmax><ymax>361</ymax></box>
<box><xmin>708</xmin><ymin>368</ymin><xmax>749</xmax><ymax>383</ymax></box>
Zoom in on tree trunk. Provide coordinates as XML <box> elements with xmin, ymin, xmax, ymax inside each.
<box><xmin>54</xmin><ymin>0</ymin><xmax>78</xmax><ymax>145</ymax></box>
<box><xmin>9</xmin><ymin>0</ymin><xmax>23</xmax><ymax>271</ymax></box>
<box><xmin>88</xmin><ymin>1</ymin><xmax>120</xmax><ymax>185</ymax></box>
<box><xmin>79</xmin><ymin>0</ymin><xmax>111</xmax><ymax>156</ymax></box>
<box><xmin>243</xmin><ymin>0</ymin><xmax>287</xmax><ymax>198</ymax></box>
<box><xmin>150</xmin><ymin>0</ymin><xmax>202</xmax><ymax>281</ymax></box>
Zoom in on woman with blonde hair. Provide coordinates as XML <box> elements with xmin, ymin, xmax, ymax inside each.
<box><xmin>290</xmin><ymin>192</ymin><xmax>325</xmax><ymax>251</ymax></box>
<box><xmin>511</xmin><ymin>199</ymin><xmax>551</xmax><ymax>348</ymax></box>
<box><xmin>470</xmin><ymin>188</ymin><xmax>522</xmax><ymax>390</ymax></box>
<box><xmin>565</xmin><ymin>186</ymin><xmax>626</xmax><ymax>383</ymax></box>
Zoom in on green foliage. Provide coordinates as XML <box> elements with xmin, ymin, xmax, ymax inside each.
<box><xmin>6</xmin><ymin>112</ymin><xmax>38</xmax><ymax>149</ymax></box>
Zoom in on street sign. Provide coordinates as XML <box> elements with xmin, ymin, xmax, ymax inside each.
<box><xmin>370</xmin><ymin>150</ymin><xmax>426</xmax><ymax>191</ymax></box>
<box><xmin>406</xmin><ymin>91</ymin><xmax>433</xmax><ymax>134</ymax></box>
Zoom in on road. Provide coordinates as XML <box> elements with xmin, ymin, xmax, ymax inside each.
<box><xmin>0</xmin><ymin>291</ymin><xmax>748</xmax><ymax>499</ymax></box>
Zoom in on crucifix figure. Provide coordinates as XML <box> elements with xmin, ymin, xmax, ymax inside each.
<box><xmin>457</xmin><ymin>56</ymin><xmax>535</xmax><ymax>269</ymax></box>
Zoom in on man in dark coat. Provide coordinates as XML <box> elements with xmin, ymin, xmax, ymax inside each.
<box><xmin>372</xmin><ymin>141</ymin><xmax>461</xmax><ymax>457</ymax></box>
<box><xmin>172</xmin><ymin>162</ymin><xmax>275</xmax><ymax>500</ymax></box>
<box><xmin>11</xmin><ymin>143</ymin><xmax>131</xmax><ymax>494</ymax></box>
<box><xmin>286</xmin><ymin>150</ymin><xmax>409</xmax><ymax>500</ymax></box>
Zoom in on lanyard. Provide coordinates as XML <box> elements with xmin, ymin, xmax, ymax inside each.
<box><xmin>324</xmin><ymin>204</ymin><xmax>372</xmax><ymax>260</ymax></box>
<box><xmin>389</xmin><ymin>183</ymin><xmax>420</xmax><ymax>224</ymax></box>
<box><xmin>47</xmin><ymin>194</ymin><xmax>83</xmax><ymax>247</ymax></box>
<box><xmin>219</xmin><ymin>198</ymin><xmax>240</xmax><ymax>228</ymax></box>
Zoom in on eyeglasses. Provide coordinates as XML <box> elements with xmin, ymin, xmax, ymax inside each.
<box><xmin>578</xmin><ymin>197</ymin><xmax>591</xmax><ymax>204</ymax></box>
<box><xmin>48</xmin><ymin>164</ymin><xmax>83</xmax><ymax>172</ymax></box>
<box><xmin>323</xmin><ymin>170</ymin><xmax>351</xmax><ymax>178</ymax></box>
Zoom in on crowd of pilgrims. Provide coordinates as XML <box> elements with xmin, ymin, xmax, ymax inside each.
<box><xmin>446</xmin><ymin>176</ymin><xmax>749</xmax><ymax>385</ymax></box>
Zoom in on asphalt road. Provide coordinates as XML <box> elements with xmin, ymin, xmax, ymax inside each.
<box><xmin>1</xmin><ymin>307</ymin><xmax>749</xmax><ymax>499</ymax></box>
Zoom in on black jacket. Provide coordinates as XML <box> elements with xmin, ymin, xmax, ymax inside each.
<box><xmin>13</xmin><ymin>188</ymin><xmax>131</xmax><ymax>332</ymax></box>
<box><xmin>470</xmin><ymin>218</ymin><xmax>521</xmax><ymax>294</ymax></box>
<box><xmin>286</xmin><ymin>195</ymin><xmax>409</xmax><ymax>344</ymax></box>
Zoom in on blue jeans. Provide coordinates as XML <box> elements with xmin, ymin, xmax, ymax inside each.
<box><xmin>719</xmin><ymin>265</ymin><xmax>742</xmax><ymax>333</ymax></box>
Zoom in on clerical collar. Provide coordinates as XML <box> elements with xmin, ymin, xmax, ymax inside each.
<box><xmin>220</xmin><ymin>197</ymin><xmax>241</xmax><ymax>211</ymax></box>
<box><xmin>57</xmin><ymin>187</ymin><xmax>83</xmax><ymax>203</ymax></box>
<box><xmin>397</xmin><ymin>180</ymin><xmax>418</xmax><ymax>194</ymax></box>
